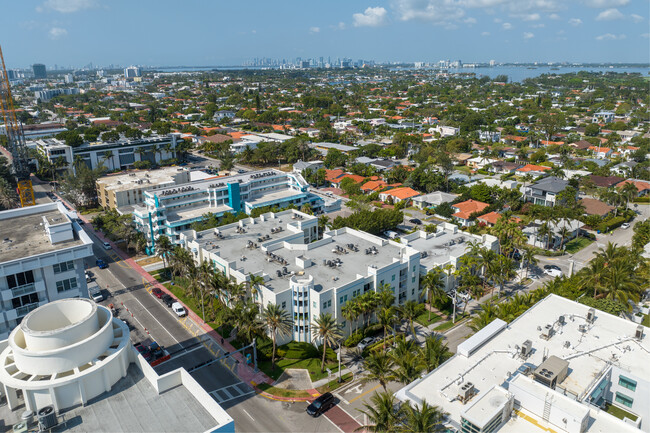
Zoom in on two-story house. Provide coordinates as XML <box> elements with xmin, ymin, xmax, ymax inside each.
<box><xmin>523</xmin><ymin>176</ymin><xmax>571</xmax><ymax>207</ymax></box>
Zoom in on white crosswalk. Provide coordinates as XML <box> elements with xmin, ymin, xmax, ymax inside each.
<box><xmin>210</xmin><ymin>382</ymin><xmax>255</xmax><ymax>404</ymax></box>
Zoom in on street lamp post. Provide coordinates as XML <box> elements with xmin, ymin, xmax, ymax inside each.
<box><xmin>338</xmin><ymin>340</ymin><xmax>342</xmax><ymax>383</ymax></box>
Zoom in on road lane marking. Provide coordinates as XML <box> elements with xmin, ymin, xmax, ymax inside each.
<box><xmin>348</xmin><ymin>384</ymin><xmax>381</xmax><ymax>403</ymax></box>
<box><xmin>128</xmin><ymin>297</ymin><xmax>180</xmax><ymax>345</ymax></box>
<box><xmin>169</xmin><ymin>345</ymin><xmax>203</xmax><ymax>360</ymax></box>
<box><xmin>241</xmin><ymin>409</ymin><xmax>255</xmax><ymax>421</ymax></box>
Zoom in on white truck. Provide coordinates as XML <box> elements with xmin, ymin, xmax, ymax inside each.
<box><xmin>88</xmin><ymin>282</ymin><xmax>103</xmax><ymax>302</ymax></box>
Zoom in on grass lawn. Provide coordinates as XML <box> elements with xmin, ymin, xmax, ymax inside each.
<box><xmin>564</xmin><ymin>237</ymin><xmax>594</xmax><ymax>254</ymax></box>
<box><xmin>258</xmin><ymin>357</ymin><xmax>341</xmax><ymax>383</ymax></box>
<box><xmin>434</xmin><ymin>314</ymin><xmax>468</xmax><ymax>332</ymax></box>
<box><xmin>605</xmin><ymin>403</ymin><xmax>638</xmax><ymax>421</ymax></box>
<box><xmin>415</xmin><ymin>310</ymin><xmax>442</xmax><ymax>327</ymax></box>
<box><xmin>163</xmin><ymin>280</ymin><xmax>222</xmax><ymax>331</ymax></box>
<box><xmin>257</xmin><ymin>383</ymin><xmax>312</xmax><ymax>399</ymax></box>
<box><xmin>643</xmin><ymin>314</ymin><xmax>649</xmax><ymax>327</ymax></box>
<box><xmin>151</xmin><ymin>268</ymin><xmax>171</xmax><ymax>282</ymax></box>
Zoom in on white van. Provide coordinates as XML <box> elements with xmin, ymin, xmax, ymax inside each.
<box><xmin>172</xmin><ymin>302</ymin><xmax>187</xmax><ymax>317</ymax></box>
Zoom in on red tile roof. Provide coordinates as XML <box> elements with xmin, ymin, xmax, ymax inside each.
<box><xmin>516</xmin><ymin>164</ymin><xmax>551</xmax><ymax>173</ymax></box>
<box><xmin>452</xmin><ymin>199</ymin><xmax>489</xmax><ymax>220</ymax></box>
<box><xmin>380</xmin><ymin>187</ymin><xmax>420</xmax><ymax>200</ymax></box>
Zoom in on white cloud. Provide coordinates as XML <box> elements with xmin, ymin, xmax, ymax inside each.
<box><xmin>338</xmin><ymin>22</ymin><xmax>346</xmax><ymax>30</ymax></box>
<box><xmin>353</xmin><ymin>6</ymin><xmax>388</xmax><ymax>27</ymax></box>
<box><xmin>630</xmin><ymin>14</ymin><xmax>643</xmax><ymax>23</ymax></box>
<box><xmin>309</xmin><ymin>26</ymin><xmax>320</xmax><ymax>34</ymax></box>
<box><xmin>521</xmin><ymin>13</ymin><xmax>540</xmax><ymax>21</ymax></box>
<box><xmin>640</xmin><ymin>33</ymin><xmax>649</xmax><ymax>38</ymax></box>
<box><xmin>523</xmin><ymin>32</ymin><xmax>534</xmax><ymax>39</ymax></box>
<box><xmin>583</xmin><ymin>0</ymin><xmax>628</xmax><ymax>7</ymax></box>
<box><xmin>596</xmin><ymin>8</ymin><xmax>624</xmax><ymax>20</ymax></box>
<box><xmin>568</xmin><ymin>18</ymin><xmax>582</xmax><ymax>26</ymax></box>
<box><xmin>38</xmin><ymin>0</ymin><xmax>97</xmax><ymax>13</ymax></box>
<box><xmin>502</xmin><ymin>22</ymin><xmax>512</xmax><ymax>30</ymax></box>
<box><xmin>549</xmin><ymin>13</ymin><xmax>560</xmax><ymax>19</ymax></box>
<box><xmin>595</xmin><ymin>33</ymin><xmax>626</xmax><ymax>40</ymax></box>
<box><xmin>393</xmin><ymin>0</ymin><xmax>465</xmax><ymax>24</ymax></box>
<box><xmin>493</xmin><ymin>17</ymin><xmax>502</xmax><ymax>23</ymax></box>
<box><xmin>464</xmin><ymin>17</ymin><xmax>477</xmax><ymax>24</ymax></box>
<box><xmin>48</xmin><ymin>27</ymin><xmax>68</xmax><ymax>39</ymax></box>
<box><xmin>531</xmin><ymin>23</ymin><xmax>545</xmax><ymax>28</ymax></box>
<box><xmin>481</xmin><ymin>31</ymin><xmax>491</xmax><ymax>36</ymax></box>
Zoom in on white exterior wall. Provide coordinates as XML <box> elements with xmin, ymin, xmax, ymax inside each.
<box><xmin>606</xmin><ymin>366</ymin><xmax>649</xmax><ymax>430</ymax></box>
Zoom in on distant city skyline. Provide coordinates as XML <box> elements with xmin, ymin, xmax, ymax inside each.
<box><xmin>1</xmin><ymin>0</ymin><xmax>648</xmax><ymax>68</ymax></box>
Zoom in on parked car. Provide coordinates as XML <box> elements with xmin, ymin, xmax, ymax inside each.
<box><xmin>96</xmin><ymin>259</ymin><xmax>108</xmax><ymax>269</ymax></box>
<box><xmin>306</xmin><ymin>392</ymin><xmax>335</xmax><ymax>417</ymax></box>
<box><xmin>88</xmin><ymin>283</ymin><xmax>103</xmax><ymax>302</ymax></box>
<box><xmin>151</xmin><ymin>287</ymin><xmax>164</xmax><ymax>298</ymax></box>
<box><xmin>543</xmin><ymin>264</ymin><xmax>562</xmax><ymax>277</ymax></box>
<box><xmin>409</xmin><ymin>218</ymin><xmax>422</xmax><ymax>225</ymax></box>
<box><xmin>172</xmin><ymin>302</ymin><xmax>187</xmax><ymax>317</ymax></box>
<box><xmin>85</xmin><ymin>271</ymin><xmax>93</xmax><ymax>283</ymax></box>
<box><xmin>102</xmin><ymin>241</ymin><xmax>112</xmax><ymax>250</ymax></box>
<box><xmin>161</xmin><ymin>294</ymin><xmax>174</xmax><ymax>307</ymax></box>
<box><xmin>357</xmin><ymin>337</ymin><xmax>375</xmax><ymax>351</ymax></box>
<box><xmin>621</xmin><ymin>223</ymin><xmax>630</xmax><ymax>229</ymax></box>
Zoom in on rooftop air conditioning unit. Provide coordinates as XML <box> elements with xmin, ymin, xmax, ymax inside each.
<box><xmin>579</xmin><ymin>324</ymin><xmax>587</xmax><ymax>333</ymax></box>
<box><xmin>587</xmin><ymin>308</ymin><xmax>595</xmax><ymax>324</ymax></box>
<box><xmin>521</xmin><ymin>340</ymin><xmax>532</xmax><ymax>357</ymax></box>
<box><xmin>459</xmin><ymin>382</ymin><xmax>474</xmax><ymax>401</ymax></box>
<box><xmin>541</xmin><ymin>324</ymin><xmax>553</xmax><ymax>339</ymax></box>
<box><xmin>37</xmin><ymin>406</ymin><xmax>57</xmax><ymax>430</ymax></box>
<box><xmin>635</xmin><ymin>325</ymin><xmax>644</xmax><ymax>340</ymax></box>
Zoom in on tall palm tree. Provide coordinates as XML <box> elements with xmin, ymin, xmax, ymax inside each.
<box><xmin>151</xmin><ymin>144</ymin><xmax>160</xmax><ymax>164</ymax></box>
<box><xmin>598</xmin><ymin>261</ymin><xmax>643</xmax><ymax>309</ymax></box>
<box><xmin>341</xmin><ymin>302</ymin><xmax>358</xmax><ymax>335</ymax></box>
<box><xmin>361</xmin><ymin>351</ymin><xmax>396</xmax><ymax>392</ymax></box>
<box><xmin>101</xmin><ymin>150</ymin><xmax>114</xmax><ymax>171</ymax></box>
<box><xmin>156</xmin><ymin>235</ymin><xmax>173</xmax><ymax>275</ymax></box>
<box><xmin>421</xmin><ymin>268</ymin><xmax>445</xmax><ymax>321</ymax></box>
<box><xmin>420</xmin><ymin>334</ymin><xmax>451</xmax><ymax>373</ymax></box>
<box><xmin>522</xmin><ymin>247</ymin><xmax>538</xmax><ymax>279</ymax></box>
<box><xmin>401</xmin><ymin>400</ymin><xmax>447</xmax><ymax>433</ymax></box>
<box><xmin>558</xmin><ymin>226</ymin><xmax>571</xmax><ymax>251</ymax></box>
<box><xmin>248</xmin><ymin>273</ymin><xmax>265</xmax><ymax>303</ymax></box>
<box><xmin>621</xmin><ymin>182</ymin><xmax>638</xmax><ymax>210</ymax></box>
<box><xmin>356</xmin><ymin>392</ymin><xmax>403</xmax><ymax>433</ymax></box>
<box><xmin>163</xmin><ymin>142</ymin><xmax>174</xmax><ymax>159</ymax></box>
<box><xmin>0</xmin><ymin>178</ymin><xmax>18</xmax><ymax>210</ymax></box>
<box><xmin>392</xmin><ymin>350</ymin><xmax>424</xmax><ymax>385</ymax></box>
<box><xmin>318</xmin><ymin>215</ymin><xmax>331</xmax><ymax>238</ymax></box>
<box><xmin>135</xmin><ymin>146</ymin><xmax>147</xmax><ymax>162</ymax></box>
<box><xmin>311</xmin><ymin>313</ymin><xmax>343</xmax><ymax>373</ymax></box>
<box><xmin>261</xmin><ymin>303</ymin><xmax>293</xmax><ymax>370</ymax></box>
<box><xmin>377</xmin><ymin>307</ymin><xmax>397</xmax><ymax>349</ymax></box>
<box><xmin>398</xmin><ymin>301</ymin><xmax>424</xmax><ymax>343</ymax></box>
<box><xmin>469</xmin><ymin>302</ymin><xmax>498</xmax><ymax>332</ymax></box>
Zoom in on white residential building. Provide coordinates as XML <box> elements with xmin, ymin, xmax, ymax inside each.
<box><xmin>429</xmin><ymin>125</ymin><xmax>459</xmax><ymax>137</ymax></box>
<box><xmin>397</xmin><ymin>294</ymin><xmax>649</xmax><ymax>433</ymax></box>
<box><xmin>133</xmin><ymin>169</ymin><xmax>326</xmax><ymax>252</ymax></box>
<box><xmin>0</xmin><ymin>202</ymin><xmax>94</xmax><ymax>340</ymax></box>
<box><xmin>181</xmin><ymin>210</ymin><xmax>422</xmax><ymax>343</ymax></box>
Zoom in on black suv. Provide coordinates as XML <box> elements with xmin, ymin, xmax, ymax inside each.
<box><xmin>161</xmin><ymin>294</ymin><xmax>174</xmax><ymax>307</ymax></box>
<box><xmin>306</xmin><ymin>392</ymin><xmax>335</xmax><ymax>417</ymax></box>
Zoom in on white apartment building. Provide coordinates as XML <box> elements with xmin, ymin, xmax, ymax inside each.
<box><xmin>96</xmin><ymin>167</ymin><xmax>191</xmax><ymax>210</ymax></box>
<box><xmin>181</xmin><ymin>209</ymin><xmax>422</xmax><ymax>343</ymax></box>
<box><xmin>29</xmin><ymin>134</ymin><xmax>178</xmax><ymax>173</ymax></box>
<box><xmin>397</xmin><ymin>294</ymin><xmax>649</xmax><ymax>433</ymax></box>
<box><xmin>133</xmin><ymin>169</ymin><xmax>326</xmax><ymax>252</ymax></box>
<box><xmin>0</xmin><ymin>202</ymin><xmax>94</xmax><ymax>340</ymax></box>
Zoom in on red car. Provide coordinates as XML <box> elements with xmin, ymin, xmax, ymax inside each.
<box><xmin>151</xmin><ymin>288</ymin><xmax>164</xmax><ymax>299</ymax></box>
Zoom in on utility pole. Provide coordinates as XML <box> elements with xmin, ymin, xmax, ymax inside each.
<box><xmin>338</xmin><ymin>340</ymin><xmax>342</xmax><ymax>382</ymax></box>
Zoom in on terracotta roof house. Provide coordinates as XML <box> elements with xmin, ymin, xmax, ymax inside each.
<box><xmin>324</xmin><ymin>169</ymin><xmax>345</xmax><ymax>185</ymax></box>
<box><xmin>587</xmin><ymin>175</ymin><xmax>623</xmax><ymax>188</ymax></box>
<box><xmin>477</xmin><ymin>211</ymin><xmax>522</xmax><ymax>227</ymax></box>
<box><xmin>516</xmin><ymin>164</ymin><xmax>552</xmax><ymax>175</ymax></box>
<box><xmin>579</xmin><ymin>198</ymin><xmax>614</xmax><ymax>217</ymax></box>
<box><xmin>451</xmin><ymin>199</ymin><xmax>489</xmax><ymax>226</ymax></box>
<box><xmin>361</xmin><ymin>180</ymin><xmax>389</xmax><ymax>193</ymax></box>
<box><xmin>617</xmin><ymin>179</ymin><xmax>650</xmax><ymax>196</ymax></box>
<box><xmin>197</xmin><ymin>134</ymin><xmax>234</xmax><ymax>144</ymax></box>
<box><xmin>378</xmin><ymin>187</ymin><xmax>421</xmax><ymax>203</ymax></box>
<box><xmin>569</xmin><ymin>140</ymin><xmax>592</xmax><ymax>150</ymax></box>
<box><xmin>334</xmin><ymin>174</ymin><xmax>365</xmax><ymax>185</ymax></box>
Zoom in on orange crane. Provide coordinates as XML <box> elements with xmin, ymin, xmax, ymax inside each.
<box><xmin>0</xmin><ymin>44</ymin><xmax>35</xmax><ymax>207</ymax></box>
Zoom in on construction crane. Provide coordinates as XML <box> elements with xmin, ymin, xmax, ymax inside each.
<box><xmin>0</xmin><ymin>45</ymin><xmax>35</xmax><ymax>207</ymax></box>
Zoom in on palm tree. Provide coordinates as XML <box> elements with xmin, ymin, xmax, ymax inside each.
<box><xmin>536</xmin><ymin>222</ymin><xmax>552</xmax><ymax>250</ymax></box>
<box><xmin>311</xmin><ymin>313</ymin><xmax>343</xmax><ymax>373</ymax></box>
<box><xmin>377</xmin><ymin>307</ymin><xmax>397</xmax><ymax>349</ymax></box>
<box><xmin>356</xmin><ymin>392</ymin><xmax>403</xmax><ymax>433</ymax></box>
<box><xmin>151</xmin><ymin>144</ymin><xmax>160</xmax><ymax>164</ymax></box>
<box><xmin>317</xmin><ymin>215</ymin><xmax>331</xmax><ymax>238</ymax></box>
<box><xmin>621</xmin><ymin>182</ymin><xmax>638</xmax><ymax>210</ymax></box>
<box><xmin>361</xmin><ymin>351</ymin><xmax>396</xmax><ymax>392</ymax></box>
<box><xmin>398</xmin><ymin>301</ymin><xmax>424</xmax><ymax>343</ymax></box>
<box><xmin>248</xmin><ymin>273</ymin><xmax>265</xmax><ymax>303</ymax></box>
<box><xmin>261</xmin><ymin>303</ymin><xmax>293</xmax><ymax>370</ymax></box>
<box><xmin>392</xmin><ymin>350</ymin><xmax>424</xmax><ymax>385</ymax></box>
<box><xmin>401</xmin><ymin>400</ymin><xmax>447</xmax><ymax>433</ymax></box>
<box><xmin>558</xmin><ymin>226</ymin><xmax>571</xmax><ymax>251</ymax></box>
<box><xmin>341</xmin><ymin>302</ymin><xmax>358</xmax><ymax>335</ymax></box>
<box><xmin>420</xmin><ymin>269</ymin><xmax>445</xmax><ymax>321</ymax></box>
<box><xmin>420</xmin><ymin>334</ymin><xmax>451</xmax><ymax>373</ymax></box>
<box><xmin>163</xmin><ymin>142</ymin><xmax>174</xmax><ymax>159</ymax></box>
<box><xmin>598</xmin><ymin>261</ymin><xmax>643</xmax><ymax>309</ymax></box>
<box><xmin>492</xmin><ymin>255</ymin><xmax>515</xmax><ymax>297</ymax></box>
<box><xmin>135</xmin><ymin>146</ymin><xmax>147</xmax><ymax>162</ymax></box>
<box><xmin>156</xmin><ymin>235</ymin><xmax>173</xmax><ymax>275</ymax></box>
<box><xmin>522</xmin><ymin>247</ymin><xmax>538</xmax><ymax>279</ymax></box>
<box><xmin>0</xmin><ymin>178</ymin><xmax>18</xmax><ymax>210</ymax></box>
<box><xmin>469</xmin><ymin>302</ymin><xmax>498</xmax><ymax>332</ymax></box>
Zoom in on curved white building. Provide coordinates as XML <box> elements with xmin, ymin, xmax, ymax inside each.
<box><xmin>0</xmin><ymin>298</ymin><xmax>130</xmax><ymax>412</ymax></box>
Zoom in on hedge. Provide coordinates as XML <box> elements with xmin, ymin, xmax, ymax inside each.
<box><xmin>634</xmin><ymin>197</ymin><xmax>650</xmax><ymax>203</ymax></box>
<box><xmin>596</xmin><ymin>216</ymin><xmax>626</xmax><ymax>233</ymax></box>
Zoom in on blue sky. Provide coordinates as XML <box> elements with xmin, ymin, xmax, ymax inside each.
<box><xmin>1</xmin><ymin>0</ymin><xmax>648</xmax><ymax>68</ymax></box>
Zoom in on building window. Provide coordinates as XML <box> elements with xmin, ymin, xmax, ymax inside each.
<box><xmin>344</xmin><ymin>295</ymin><xmax>348</xmax><ymax>302</ymax></box>
<box><xmin>392</xmin><ymin>275</ymin><xmax>396</xmax><ymax>281</ymax></box>
<box><xmin>281</xmin><ymin>301</ymin><xmax>286</xmax><ymax>310</ymax></box>
<box><xmin>618</xmin><ymin>376</ymin><xmax>637</xmax><ymax>392</ymax></box>
<box><xmin>323</xmin><ymin>302</ymin><xmax>328</xmax><ymax>309</ymax></box>
<box><xmin>12</xmin><ymin>293</ymin><xmax>39</xmax><ymax>310</ymax></box>
<box><xmin>53</xmin><ymin>260</ymin><xmax>75</xmax><ymax>274</ymax></box>
<box><xmin>56</xmin><ymin>278</ymin><xmax>78</xmax><ymax>293</ymax></box>
<box><xmin>327</xmin><ymin>300</ymin><xmax>331</xmax><ymax>307</ymax></box>
<box><xmin>313</xmin><ymin>301</ymin><xmax>317</xmax><ymax>308</ymax></box>
<box><xmin>615</xmin><ymin>392</ymin><xmax>634</xmax><ymax>408</ymax></box>
<box><xmin>6</xmin><ymin>270</ymin><xmax>35</xmax><ymax>289</ymax></box>
<box><xmin>412</xmin><ymin>276</ymin><xmax>416</xmax><ymax>283</ymax></box>
<box><xmin>339</xmin><ymin>296</ymin><xmax>343</xmax><ymax>304</ymax></box>
<box><xmin>380</xmin><ymin>280</ymin><xmax>384</xmax><ymax>286</ymax></box>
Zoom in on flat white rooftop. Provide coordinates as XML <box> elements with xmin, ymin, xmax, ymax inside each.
<box><xmin>97</xmin><ymin>167</ymin><xmax>189</xmax><ymax>192</ymax></box>
<box><xmin>397</xmin><ymin>294</ymin><xmax>648</xmax><ymax>433</ymax></box>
